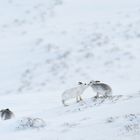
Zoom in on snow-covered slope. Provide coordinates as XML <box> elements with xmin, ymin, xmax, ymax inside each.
<box><xmin>0</xmin><ymin>0</ymin><xmax>140</xmax><ymax>139</ymax></box>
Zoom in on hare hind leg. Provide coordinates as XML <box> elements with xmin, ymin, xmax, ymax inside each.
<box><xmin>62</xmin><ymin>100</ymin><xmax>68</xmax><ymax>106</ymax></box>
<box><xmin>103</xmin><ymin>92</ymin><xmax>111</xmax><ymax>99</ymax></box>
<box><xmin>95</xmin><ymin>92</ymin><xmax>100</xmax><ymax>98</ymax></box>
<box><xmin>76</xmin><ymin>96</ymin><xmax>82</xmax><ymax>103</ymax></box>
<box><xmin>76</xmin><ymin>96</ymin><xmax>79</xmax><ymax>102</ymax></box>
<box><xmin>79</xmin><ymin>96</ymin><xmax>83</xmax><ymax>101</ymax></box>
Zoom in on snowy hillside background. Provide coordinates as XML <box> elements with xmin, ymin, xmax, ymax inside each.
<box><xmin>0</xmin><ymin>0</ymin><xmax>140</xmax><ymax>139</ymax></box>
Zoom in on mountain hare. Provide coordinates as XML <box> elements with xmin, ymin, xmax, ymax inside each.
<box><xmin>0</xmin><ymin>108</ymin><xmax>14</xmax><ymax>120</ymax></box>
<box><xmin>62</xmin><ymin>82</ymin><xmax>89</xmax><ymax>106</ymax></box>
<box><xmin>88</xmin><ymin>80</ymin><xmax>112</xmax><ymax>98</ymax></box>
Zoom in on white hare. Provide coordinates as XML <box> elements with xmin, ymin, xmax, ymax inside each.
<box><xmin>88</xmin><ymin>80</ymin><xmax>112</xmax><ymax>98</ymax></box>
<box><xmin>62</xmin><ymin>82</ymin><xmax>89</xmax><ymax>106</ymax></box>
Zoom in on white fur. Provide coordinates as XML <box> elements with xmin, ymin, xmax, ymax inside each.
<box><xmin>62</xmin><ymin>83</ymin><xmax>88</xmax><ymax>106</ymax></box>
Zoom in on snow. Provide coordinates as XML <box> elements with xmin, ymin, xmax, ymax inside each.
<box><xmin>0</xmin><ymin>0</ymin><xmax>140</xmax><ymax>139</ymax></box>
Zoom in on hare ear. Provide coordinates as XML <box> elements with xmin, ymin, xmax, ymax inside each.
<box><xmin>78</xmin><ymin>82</ymin><xmax>83</xmax><ymax>85</ymax></box>
<box><xmin>89</xmin><ymin>80</ymin><xmax>94</xmax><ymax>83</ymax></box>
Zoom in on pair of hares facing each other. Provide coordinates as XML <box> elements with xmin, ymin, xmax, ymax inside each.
<box><xmin>0</xmin><ymin>108</ymin><xmax>14</xmax><ymax>120</ymax></box>
<box><xmin>62</xmin><ymin>80</ymin><xmax>112</xmax><ymax>106</ymax></box>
